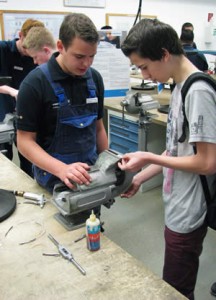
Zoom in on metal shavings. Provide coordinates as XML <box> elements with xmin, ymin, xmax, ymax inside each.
<box><xmin>74</xmin><ymin>234</ymin><xmax>86</xmax><ymax>243</ymax></box>
<box><xmin>5</xmin><ymin>225</ymin><xmax>13</xmax><ymax>237</ymax></box>
<box><xmin>42</xmin><ymin>253</ymin><xmax>60</xmax><ymax>257</ymax></box>
<box><xmin>4</xmin><ymin>220</ymin><xmax>45</xmax><ymax>245</ymax></box>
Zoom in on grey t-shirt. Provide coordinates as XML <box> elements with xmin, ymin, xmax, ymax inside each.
<box><xmin>163</xmin><ymin>77</ymin><xmax>216</xmax><ymax>233</ymax></box>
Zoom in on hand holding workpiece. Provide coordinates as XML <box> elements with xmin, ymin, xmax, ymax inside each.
<box><xmin>118</xmin><ymin>151</ymin><xmax>150</xmax><ymax>172</ymax></box>
<box><xmin>58</xmin><ymin>162</ymin><xmax>91</xmax><ymax>190</ymax></box>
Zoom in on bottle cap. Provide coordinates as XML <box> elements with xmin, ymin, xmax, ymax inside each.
<box><xmin>90</xmin><ymin>209</ymin><xmax>96</xmax><ymax>222</ymax></box>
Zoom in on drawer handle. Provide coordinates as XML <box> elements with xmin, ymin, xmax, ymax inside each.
<box><xmin>111</xmin><ymin>120</ymin><xmax>129</xmax><ymax>128</ymax></box>
<box><xmin>112</xmin><ymin>128</ymin><xmax>129</xmax><ymax>137</ymax></box>
<box><xmin>111</xmin><ymin>142</ymin><xmax>130</xmax><ymax>152</ymax></box>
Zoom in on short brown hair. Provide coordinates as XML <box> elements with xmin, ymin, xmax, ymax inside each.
<box><xmin>23</xmin><ymin>27</ymin><xmax>56</xmax><ymax>51</ymax></box>
<box><xmin>59</xmin><ymin>13</ymin><xmax>99</xmax><ymax>49</ymax></box>
<box><xmin>21</xmin><ymin>18</ymin><xmax>45</xmax><ymax>37</ymax></box>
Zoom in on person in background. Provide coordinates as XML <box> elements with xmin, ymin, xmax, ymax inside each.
<box><xmin>119</xmin><ymin>18</ymin><xmax>216</xmax><ymax>300</ymax></box>
<box><xmin>0</xmin><ymin>26</ymin><xmax>56</xmax><ymax>100</ymax></box>
<box><xmin>181</xmin><ymin>22</ymin><xmax>197</xmax><ymax>48</ymax></box>
<box><xmin>180</xmin><ymin>29</ymin><xmax>209</xmax><ymax>72</ymax></box>
<box><xmin>23</xmin><ymin>27</ymin><xmax>56</xmax><ymax>65</ymax></box>
<box><xmin>100</xmin><ymin>25</ymin><xmax>120</xmax><ymax>48</ymax></box>
<box><xmin>16</xmin><ymin>13</ymin><xmax>108</xmax><ymax>202</ymax></box>
<box><xmin>0</xmin><ymin>18</ymin><xmax>44</xmax><ymax>176</ymax></box>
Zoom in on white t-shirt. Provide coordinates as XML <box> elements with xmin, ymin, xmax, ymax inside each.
<box><xmin>163</xmin><ymin>76</ymin><xmax>216</xmax><ymax>233</ymax></box>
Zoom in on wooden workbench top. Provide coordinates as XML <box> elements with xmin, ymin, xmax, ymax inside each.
<box><xmin>0</xmin><ymin>154</ymin><xmax>186</xmax><ymax>300</ymax></box>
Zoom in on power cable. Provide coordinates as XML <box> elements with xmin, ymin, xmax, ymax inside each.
<box><xmin>133</xmin><ymin>0</ymin><xmax>143</xmax><ymax>26</ymax></box>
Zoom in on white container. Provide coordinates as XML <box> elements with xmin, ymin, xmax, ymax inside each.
<box><xmin>86</xmin><ymin>210</ymin><xmax>100</xmax><ymax>251</ymax></box>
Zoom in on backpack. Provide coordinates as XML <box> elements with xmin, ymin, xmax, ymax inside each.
<box><xmin>178</xmin><ymin>72</ymin><xmax>216</xmax><ymax>230</ymax></box>
<box><xmin>179</xmin><ymin>72</ymin><xmax>216</xmax><ymax>143</ymax></box>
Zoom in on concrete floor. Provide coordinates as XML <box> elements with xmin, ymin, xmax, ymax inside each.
<box><xmin>101</xmin><ymin>187</ymin><xmax>216</xmax><ymax>300</ymax></box>
<box><xmin>12</xmin><ymin>148</ymin><xmax>216</xmax><ymax>300</ymax></box>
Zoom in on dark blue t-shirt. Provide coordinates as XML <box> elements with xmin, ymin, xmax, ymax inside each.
<box><xmin>183</xmin><ymin>44</ymin><xmax>209</xmax><ymax>72</ymax></box>
<box><xmin>0</xmin><ymin>39</ymin><xmax>36</xmax><ymax>121</ymax></box>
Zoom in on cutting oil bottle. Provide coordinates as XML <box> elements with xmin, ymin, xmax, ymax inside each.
<box><xmin>86</xmin><ymin>210</ymin><xmax>100</xmax><ymax>251</ymax></box>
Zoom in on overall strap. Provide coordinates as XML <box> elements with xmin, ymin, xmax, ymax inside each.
<box><xmin>39</xmin><ymin>63</ymin><xmax>66</xmax><ymax>104</ymax></box>
<box><xmin>86</xmin><ymin>69</ymin><xmax>97</xmax><ymax>98</ymax></box>
<box><xmin>40</xmin><ymin>64</ymin><xmax>97</xmax><ymax>102</ymax></box>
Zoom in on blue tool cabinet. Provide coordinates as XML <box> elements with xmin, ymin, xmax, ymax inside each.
<box><xmin>109</xmin><ymin>113</ymin><xmax>138</xmax><ymax>153</ymax></box>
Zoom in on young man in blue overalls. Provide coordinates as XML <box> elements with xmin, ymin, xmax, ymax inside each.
<box><xmin>16</xmin><ymin>14</ymin><xmax>108</xmax><ymax>199</ymax></box>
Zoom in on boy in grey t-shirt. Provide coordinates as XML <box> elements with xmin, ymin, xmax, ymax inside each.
<box><xmin>118</xmin><ymin>19</ymin><xmax>216</xmax><ymax>300</ymax></box>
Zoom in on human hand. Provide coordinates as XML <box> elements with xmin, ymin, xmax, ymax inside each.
<box><xmin>0</xmin><ymin>85</ymin><xmax>18</xmax><ymax>99</ymax></box>
<box><xmin>59</xmin><ymin>162</ymin><xmax>91</xmax><ymax>189</ymax></box>
<box><xmin>120</xmin><ymin>176</ymin><xmax>141</xmax><ymax>198</ymax></box>
<box><xmin>118</xmin><ymin>151</ymin><xmax>149</xmax><ymax>172</ymax></box>
<box><xmin>9</xmin><ymin>88</ymin><xmax>18</xmax><ymax>99</ymax></box>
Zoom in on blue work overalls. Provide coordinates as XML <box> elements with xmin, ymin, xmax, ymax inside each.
<box><xmin>33</xmin><ymin>64</ymin><xmax>99</xmax><ymax>193</ymax></box>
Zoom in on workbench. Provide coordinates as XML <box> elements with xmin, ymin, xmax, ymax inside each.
<box><xmin>0</xmin><ymin>154</ymin><xmax>186</xmax><ymax>300</ymax></box>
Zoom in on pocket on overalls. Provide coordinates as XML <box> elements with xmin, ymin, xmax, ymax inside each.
<box><xmin>61</xmin><ymin>114</ymin><xmax>97</xmax><ymax>128</ymax></box>
<box><xmin>33</xmin><ymin>165</ymin><xmax>52</xmax><ymax>188</ymax></box>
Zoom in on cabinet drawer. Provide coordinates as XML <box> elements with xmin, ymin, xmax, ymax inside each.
<box><xmin>110</xmin><ymin>124</ymin><xmax>138</xmax><ymax>142</ymax></box>
<box><xmin>110</xmin><ymin>133</ymin><xmax>138</xmax><ymax>153</ymax></box>
<box><xmin>110</xmin><ymin>115</ymin><xmax>138</xmax><ymax>133</ymax></box>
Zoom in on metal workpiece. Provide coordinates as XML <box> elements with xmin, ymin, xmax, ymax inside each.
<box><xmin>52</xmin><ymin>150</ymin><xmax>135</xmax><ymax>228</ymax></box>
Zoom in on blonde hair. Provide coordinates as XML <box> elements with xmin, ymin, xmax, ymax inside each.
<box><xmin>21</xmin><ymin>18</ymin><xmax>45</xmax><ymax>37</ymax></box>
<box><xmin>23</xmin><ymin>27</ymin><xmax>56</xmax><ymax>51</ymax></box>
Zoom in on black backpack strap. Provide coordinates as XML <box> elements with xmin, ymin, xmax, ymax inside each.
<box><xmin>179</xmin><ymin>72</ymin><xmax>216</xmax><ymax>143</ymax></box>
<box><xmin>193</xmin><ymin>146</ymin><xmax>212</xmax><ymax>206</ymax></box>
<box><xmin>200</xmin><ymin>174</ymin><xmax>212</xmax><ymax>206</ymax></box>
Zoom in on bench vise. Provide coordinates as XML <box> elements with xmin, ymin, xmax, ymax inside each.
<box><xmin>52</xmin><ymin>150</ymin><xmax>135</xmax><ymax>230</ymax></box>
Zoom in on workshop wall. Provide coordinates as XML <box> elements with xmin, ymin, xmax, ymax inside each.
<box><xmin>0</xmin><ymin>0</ymin><xmax>215</xmax><ymax>51</ymax></box>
